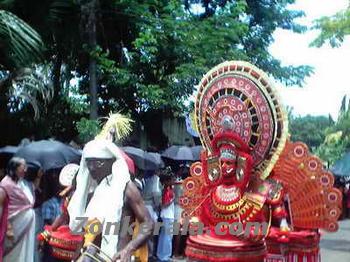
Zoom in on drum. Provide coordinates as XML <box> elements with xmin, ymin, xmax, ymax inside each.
<box><xmin>265</xmin><ymin>227</ymin><xmax>320</xmax><ymax>262</ymax></box>
<box><xmin>46</xmin><ymin>225</ymin><xmax>84</xmax><ymax>261</ymax></box>
<box><xmin>186</xmin><ymin>233</ymin><xmax>267</xmax><ymax>262</ymax></box>
<box><xmin>76</xmin><ymin>244</ymin><xmax>113</xmax><ymax>262</ymax></box>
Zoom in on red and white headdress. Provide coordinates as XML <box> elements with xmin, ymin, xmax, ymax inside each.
<box><xmin>194</xmin><ymin>61</ymin><xmax>288</xmax><ymax>179</ymax></box>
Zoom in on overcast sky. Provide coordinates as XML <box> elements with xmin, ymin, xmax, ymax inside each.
<box><xmin>270</xmin><ymin>0</ymin><xmax>350</xmax><ymax>119</ymax></box>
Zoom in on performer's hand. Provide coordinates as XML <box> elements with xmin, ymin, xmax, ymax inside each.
<box><xmin>277</xmin><ymin>226</ymin><xmax>290</xmax><ymax>243</ymax></box>
<box><xmin>235</xmin><ymin>226</ymin><xmax>264</xmax><ymax>242</ymax></box>
<box><xmin>112</xmin><ymin>246</ymin><xmax>133</xmax><ymax>262</ymax></box>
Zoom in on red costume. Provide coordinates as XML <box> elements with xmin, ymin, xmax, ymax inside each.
<box><xmin>180</xmin><ymin>61</ymin><xmax>341</xmax><ymax>262</ymax></box>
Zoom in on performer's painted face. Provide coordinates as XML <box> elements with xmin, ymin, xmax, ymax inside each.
<box><xmin>220</xmin><ymin>155</ymin><xmax>249</xmax><ymax>189</ymax></box>
<box><xmin>85</xmin><ymin>157</ymin><xmax>115</xmax><ymax>183</ymax></box>
<box><xmin>219</xmin><ymin>145</ymin><xmax>250</xmax><ymax>189</ymax></box>
<box><xmin>219</xmin><ymin>145</ymin><xmax>237</xmax><ymax>179</ymax></box>
<box><xmin>220</xmin><ymin>158</ymin><xmax>236</xmax><ymax>178</ymax></box>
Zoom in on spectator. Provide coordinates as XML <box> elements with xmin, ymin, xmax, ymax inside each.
<box><xmin>157</xmin><ymin>168</ymin><xmax>175</xmax><ymax>262</ymax></box>
<box><xmin>1</xmin><ymin>157</ymin><xmax>36</xmax><ymax>262</ymax></box>
<box><xmin>41</xmin><ymin>195</ymin><xmax>62</xmax><ymax>226</ymax></box>
<box><xmin>172</xmin><ymin>172</ymin><xmax>185</xmax><ymax>259</ymax></box>
<box><xmin>142</xmin><ymin>170</ymin><xmax>161</xmax><ymax>260</ymax></box>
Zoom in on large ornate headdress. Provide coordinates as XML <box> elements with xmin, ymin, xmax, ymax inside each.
<box><xmin>195</xmin><ymin>61</ymin><xmax>288</xmax><ymax>179</ymax></box>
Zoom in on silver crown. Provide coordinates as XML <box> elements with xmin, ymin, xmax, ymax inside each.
<box><xmin>220</xmin><ymin>148</ymin><xmax>237</xmax><ymax>160</ymax></box>
<box><xmin>221</xmin><ymin>115</ymin><xmax>235</xmax><ymax>131</ymax></box>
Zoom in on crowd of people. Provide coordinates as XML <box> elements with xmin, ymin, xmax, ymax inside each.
<box><xmin>336</xmin><ymin>179</ymin><xmax>350</xmax><ymax>220</ymax></box>
<box><xmin>137</xmin><ymin>165</ymin><xmax>189</xmax><ymax>262</ymax></box>
<box><xmin>0</xmin><ymin>145</ymin><xmax>191</xmax><ymax>262</ymax></box>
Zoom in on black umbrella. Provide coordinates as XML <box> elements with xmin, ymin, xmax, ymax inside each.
<box><xmin>0</xmin><ymin>146</ymin><xmax>19</xmax><ymax>168</ymax></box>
<box><xmin>148</xmin><ymin>152</ymin><xmax>165</xmax><ymax>169</ymax></box>
<box><xmin>162</xmin><ymin>145</ymin><xmax>195</xmax><ymax>161</ymax></box>
<box><xmin>0</xmin><ymin>146</ymin><xmax>18</xmax><ymax>155</ymax></box>
<box><xmin>15</xmin><ymin>140</ymin><xmax>81</xmax><ymax>171</ymax></box>
<box><xmin>331</xmin><ymin>152</ymin><xmax>350</xmax><ymax>177</ymax></box>
<box><xmin>122</xmin><ymin>146</ymin><xmax>164</xmax><ymax>171</ymax></box>
<box><xmin>191</xmin><ymin>145</ymin><xmax>204</xmax><ymax>161</ymax></box>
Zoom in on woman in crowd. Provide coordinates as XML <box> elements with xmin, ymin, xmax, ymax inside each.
<box><xmin>0</xmin><ymin>157</ymin><xmax>36</xmax><ymax>262</ymax></box>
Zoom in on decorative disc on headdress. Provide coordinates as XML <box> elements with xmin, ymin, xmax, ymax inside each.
<box><xmin>195</xmin><ymin>61</ymin><xmax>288</xmax><ymax>179</ymax></box>
<box><xmin>59</xmin><ymin>163</ymin><xmax>79</xmax><ymax>187</ymax></box>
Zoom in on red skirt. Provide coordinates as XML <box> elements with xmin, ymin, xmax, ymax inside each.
<box><xmin>186</xmin><ymin>233</ymin><xmax>266</xmax><ymax>262</ymax></box>
<box><xmin>265</xmin><ymin>228</ymin><xmax>320</xmax><ymax>262</ymax></box>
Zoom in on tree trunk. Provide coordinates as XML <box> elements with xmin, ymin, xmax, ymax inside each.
<box><xmin>52</xmin><ymin>52</ymin><xmax>62</xmax><ymax>98</ymax></box>
<box><xmin>89</xmin><ymin>56</ymin><xmax>98</xmax><ymax>120</ymax></box>
<box><xmin>82</xmin><ymin>0</ymin><xmax>98</xmax><ymax>120</ymax></box>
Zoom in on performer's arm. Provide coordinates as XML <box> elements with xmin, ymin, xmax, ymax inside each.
<box><xmin>51</xmin><ymin>213</ymin><xmax>68</xmax><ymax>231</ymax></box>
<box><xmin>113</xmin><ymin>181</ymin><xmax>154</xmax><ymax>262</ymax></box>
<box><xmin>51</xmin><ymin>197</ymin><xmax>70</xmax><ymax>231</ymax></box>
<box><xmin>33</xmin><ymin>169</ymin><xmax>43</xmax><ymax>190</ymax></box>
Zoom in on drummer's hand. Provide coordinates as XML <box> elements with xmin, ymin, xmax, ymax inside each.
<box><xmin>112</xmin><ymin>245</ymin><xmax>133</xmax><ymax>262</ymax></box>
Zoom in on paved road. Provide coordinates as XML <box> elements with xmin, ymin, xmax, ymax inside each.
<box><xmin>172</xmin><ymin>220</ymin><xmax>350</xmax><ymax>261</ymax></box>
<box><xmin>320</xmin><ymin>219</ymin><xmax>350</xmax><ymax>261</ymax></box>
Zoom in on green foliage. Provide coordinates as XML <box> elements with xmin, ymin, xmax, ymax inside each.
<box><xmin>311</xmin><ymin>8</ymin><xmax>350</xmax><ymax>47</ymax></box>
<box><xmin>6</xmin><ymin>65</ymin><xmax>54</xmax><ymax>120</ymax></box>
<box><xmin>316</xmin><ymin>131</ymin><xmax>346</xmax><ymax>167</ymax></box>
<box><xmin>0</xmin><ymin>10</ymin><xmax>44</xmax><ymax>69</ymax></box>
<box><xmin>316</xmin><ymin>103</ymin><xmax>350</xmax><ymax>165</ymax></box>
<box><xmin>0</xmin><ymin>0</ymin><xmax>316</xmax><ymax>144</ymax></box>
<box><xmin>99</xmin><ymin>0</ymin><xmax>314</xmax><ymax>116</ymax></box>
<box><xmin>76</xmin><ymin>117</ymin><xmax>101</xmax><ymax>143</ymax></box>
<box><xmin>289</xmin><ymin>114</ymin><xmax>334</xmax><ymax>150</ymax></box>
<box><xmin>66</xmin><ymin>85</ymin><xmax>89</xmax><ymax>115</ymax></box>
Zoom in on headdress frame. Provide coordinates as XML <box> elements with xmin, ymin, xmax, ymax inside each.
<box><xmin>194</xmin><ymin>61</ymin><xmax>288</xmax><ymax>179</ymax></box>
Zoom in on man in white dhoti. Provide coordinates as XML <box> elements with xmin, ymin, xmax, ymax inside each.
<box><xmin>68</xmin><ymin>138</ymin><xmax>154</xmax><ymax>262</ymax></box>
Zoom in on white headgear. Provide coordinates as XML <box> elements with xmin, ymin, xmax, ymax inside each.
<box><xmin>68</xmin><ymin>139</ymin><xmax>130</xmax><ymax>257</ymax></box>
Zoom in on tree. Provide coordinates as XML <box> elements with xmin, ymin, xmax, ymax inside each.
<box><xmin>0</xmin><ymin>0</ymin><xmax>315</xmax><ymax>145</ymax></box>
<box><xmin>289</xmin><ymin>114</ymin><xmax>334</xmax><ymax>150</ymax></box>
<box><xmin>311</xmin><ymin>7</ymin><xmax>350</xmax><ymax>47</ymax></box>
<box><xmin>0</xmin><ymin>10</ymin><xmax>52</xmax><ymax>121</ymax></box>
<box><xmin>96</xmin><ymin>0</ymin><xmax>314</xmax><ymax>118</ymax></box>
<box><xmin>316</xmin><ymin>100</ymin><xmax>350</xmax><ymax>166</ymax></box>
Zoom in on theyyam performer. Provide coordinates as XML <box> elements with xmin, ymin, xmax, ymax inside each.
<box><xmin>68</xmin><ymin>113</ymin><xmax>154</xmax><ymax>262</ymax></box>
<box><xmin>180</xmin><ymin>61</ymin><xmax>342</xmax><ymax>262</ymax></box>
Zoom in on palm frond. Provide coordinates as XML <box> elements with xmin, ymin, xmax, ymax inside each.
<box><xmin>8</xmin><ymin>65</ymin><xmax>54</xmax><ymax>120</ymax></box>
<box><xmin>0</xmin><ymin>10</ymin><xmax>44</xmax><ymax>69</ymax></box>
<box><xmin>48</xmin><ymin>0</ymin><xmax>79</xmax><ymax>22</ymax></box>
